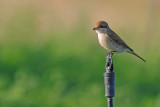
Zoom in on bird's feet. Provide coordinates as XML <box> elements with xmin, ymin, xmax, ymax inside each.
<box><xmin>106</xmin><ymin>51</ymin><xmax>116</xmax><ymax>58</ymax></box>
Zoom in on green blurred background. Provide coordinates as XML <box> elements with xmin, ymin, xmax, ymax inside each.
<box><xmin>0</xmin><ymin>0</ymin><xmax>160</xmax><ymax>107</ymax></box>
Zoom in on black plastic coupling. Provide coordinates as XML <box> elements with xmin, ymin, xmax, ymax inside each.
<box><xmin>104</xmin><ymin>71</ymin><xmax>115</xmax><ymax>97</ymax></box>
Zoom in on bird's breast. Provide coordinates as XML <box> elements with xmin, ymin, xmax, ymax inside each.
<box><xmin>98</xmin><ymin>34</ymin><xmax>110</xmax><ymax>50</ymax></box>
<box><xmin>98</xmin><ymin>34</ymin><xmax>126</xmax><ymax>53</ymax></box>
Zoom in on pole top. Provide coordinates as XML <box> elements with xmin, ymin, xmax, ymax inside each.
<box><xmin>106</xmin><ymin>52</ymin><xmax>113</xmax><ymax>72</ymax></box>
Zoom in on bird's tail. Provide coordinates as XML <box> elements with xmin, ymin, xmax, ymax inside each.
<box><xmin>129</xmin><ymin>51</ymin><xmax>146</xmax><ymax>62</ymax></box>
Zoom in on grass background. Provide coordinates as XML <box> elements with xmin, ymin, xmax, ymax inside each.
<box><xmin>0</xmin><ymin>0</ymin><xmax>160</xmax><ymax>107</ymax></box>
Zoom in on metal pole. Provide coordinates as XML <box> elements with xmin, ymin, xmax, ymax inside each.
<box><xmin>107</xmin><ymin>97</ymin><xmax>113</xmax><ymax>107</ymax></box>
<box><xmin>104</xmin><ymin>52</ymin><xmax>115</xmax><ymax>107</ymax></box>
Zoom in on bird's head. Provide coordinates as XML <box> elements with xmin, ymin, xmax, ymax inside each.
<box><xmin>93</xmin><ymin>21</ymin><xmax>110</xmax><ymax>34</ymax></box>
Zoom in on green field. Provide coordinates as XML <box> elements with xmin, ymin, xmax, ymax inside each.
<box><xmin>0</xmin><ymin>1</ymin><xmax>160</xmax><ymax>107</ymax></box>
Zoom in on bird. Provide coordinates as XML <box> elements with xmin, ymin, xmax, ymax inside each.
<box><xmin>93</xmin><ymin>21</ymin><xmax>145</xmax><ymax>62</ymax></box>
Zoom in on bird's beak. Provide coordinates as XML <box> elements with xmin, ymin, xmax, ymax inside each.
<box><xmin>93</xmin><ymin>27</ymin><xmax>98</xmax><ymax>30</ymax></box>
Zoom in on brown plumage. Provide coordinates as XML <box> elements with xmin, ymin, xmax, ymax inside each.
<box><xmin>95</xmin><ymin>21</ymin><xmax>106</xmax><ymax>27</ymax></box>
<box><xmin>93</xmin><ymin>21</ymin><xmax>145</xmax><ymax>62</ymax></box>
<box><xmin>106</xmin><ymin>29</ymin><xmax>133</xmax><ymax>51</ymax></box>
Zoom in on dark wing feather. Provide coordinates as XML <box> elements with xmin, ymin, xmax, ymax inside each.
<box><xmin>107</xmin><ymin>30</ymin><xmax>133</xmax><ymax>51</ymax></box>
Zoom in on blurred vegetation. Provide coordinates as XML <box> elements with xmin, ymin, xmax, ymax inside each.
<box><xmin>0</xmin><ymin>0</ymin><xmax>160</xmax><ymax>107</ymax></box>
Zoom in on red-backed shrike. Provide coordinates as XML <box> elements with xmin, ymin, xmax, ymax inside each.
<box><xmin>93</xmin><ymin>21</ymin><xmax>145</xmax><ymax>62</ymax></box>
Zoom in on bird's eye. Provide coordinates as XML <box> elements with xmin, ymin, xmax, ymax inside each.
<box><xmin>99</xmin><ymin>25</ymin><xmax>104</xmax><ymax>28</ymax></box>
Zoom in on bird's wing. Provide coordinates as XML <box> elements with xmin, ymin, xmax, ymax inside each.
<box><xmin>107</xmin><ymin>30</ymin><xmax>133</xmax><ymax>51</ymax></box>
